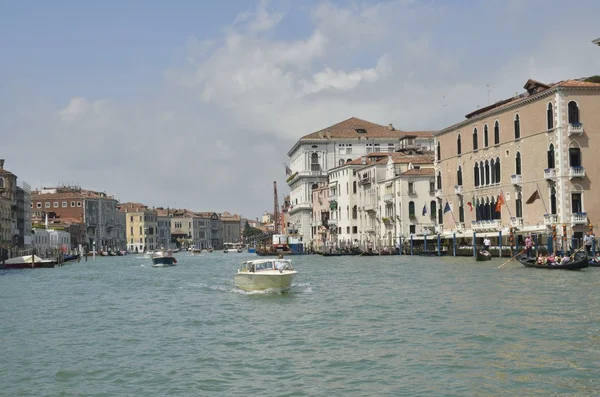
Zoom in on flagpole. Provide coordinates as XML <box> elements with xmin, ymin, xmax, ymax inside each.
<box><xmin>535</xmin><ymin>183</ymin><xmax>549</xmax><ymax>214</ymax></box>
<box><xmin>500</xmin><ymin>189</ymin><xmax>513</xmax><ymax>219</ymax></box>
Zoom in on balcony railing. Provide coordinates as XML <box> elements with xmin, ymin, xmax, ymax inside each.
<box><xmin>364</xmin><ymin>226</ymin><xmax>375</xmax><ymax>233</ymax></box>
<box><xmin>296</xmin><ymin>170</ymin><xmax>327</xmax><ymax>178</ymax></box>
<box><xmin>510</xmin><ymin>217</ymin><xmax>523</xmax><ymax>227</ymax></box>
<box><xmin>364</xmin><ymin>201</ymin><xmax>377</xmax><ymax>212</ymax></box>
<box><xmin>383</xmin><ymin>194</ymin><xmax>394</xmax><ymax>203</ymax></box>
<box><xmin>567</xmin><ymin>122</ymin><xmax>584</xmax><ymax>136</ymax></box>
<box><xmin>511</xmin><ymin>174</ymin><xmax>522</xmax><ymax>185</ymax></box>
<box><xmin>454</xmin><ymin>185</ymin><xmax>463</xmax><ymax>195</ymax></box>
<box><xmin>435</xmin><ymin>189</ymin><xmax>442</xmax><ymax>198</ymax></box>
<box><xmin>358</xmin><ymin>176</ymin><xmax>374</xmax><ymax>185</ymax></box>
<box><xmin>544</xmin><ymin>214</ymin><xmax>558</xmax><ymax>225</ymax></box>
<box><xmin>326</xmin><ymin>218</ymin><xmax>338</xmax><ymax>226</ymax></box>
<box><xmin>544</xmin><ymin>168</ymin><xmax>556</xmax><ymax>180</ymax></box>
<box><xmin>571</xmin><ymin>212</ymin><xmax>587</xmax><ymax>225</ymax></box>
<box><xmin>569</xmin><ymin>166</ymin><xmax>585</xmax><ymax>179</ymax></box>
<box><xmin>471</xmin><ymin>220</ymin><xmax>501</xmax><ymax>231</ymax></box>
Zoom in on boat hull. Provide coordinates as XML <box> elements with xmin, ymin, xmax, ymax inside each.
<box><xmin>517</xmin><ymin>252</ymin><xmax>588</xmax><ymax>270</ymax></box>
<box><xmin>2</xmin><ymin>261</ymin><xmax>55</xmax><ymax>269</ymax></box>
<box><xmin>152</xmin><ymin>257</ymin><xmax>177</xmax><ymax>267</ymax></box>
<box><xmin>234</xmin><ymin>271</ymin><xmax>296</xmax><ymax>291</ymax></box>
<box><xmin>476</xmin><ymin>252</ymin><xmax>492</xmax><ymax>261</ymax></box>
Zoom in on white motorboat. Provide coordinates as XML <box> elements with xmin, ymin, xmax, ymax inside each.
<box><xmin>234</xmin><ymin>258</ymin><xmax>297</xmax><ymax>292</ymax></box>
<box><xmin>2</xmin><ymin>255</ymin><xmax>55</xmax><ymax>269</ymax></box>
<box><xmin>152</xmin><ymin>249</ymin><xmax>177</xmax><ymax>267</ymax></box>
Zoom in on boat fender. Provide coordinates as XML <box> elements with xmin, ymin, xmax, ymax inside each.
<box><xmin>174</xmin><ymin>258</ymin><xmax>177</xmax><ymax>264</ymax></box>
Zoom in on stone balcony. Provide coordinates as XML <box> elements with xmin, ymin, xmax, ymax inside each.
<box><xmin>364</xmin><ymin>201</ymin><xmax>377</xmax><ymax>212</ymax></box>
<box><xmin>567</xmin><ymin>122</ymin><xmax>584</xmax><ymax>136</ymax></box>
<box><xmin>358</xmin><ymin>176</ymin><xmax>374</xmax><ymax>185</ymax></box>
<box><xmin>383</xmin><ymin>194</ymin><xmax>394</xmax><ymax>203</ymax></box>
<box><xmin>571</xmin><ymin>212</ymin><xmax>587</xmax><ymax>225</ymax></box>
<box><xmin>471</xmin><ymin>220</ymin><xmax>501</xmax><ymax>231</ymax></box>
<box><xmin>435</xmin><ymin>189</ymin><xmax>443</xmax><ymax>198</ymax></box>
<box><xmin>510</xmin><ymin>217</ymin><xmax>523</xmax><ymax>227</ymax></box>
<box><xmin>364</xmin><ymin>226</ymin><xmax>375</xmax><ymax>233</ymax></box>
<box><xmin>454</xmin><ymin>185</ymin><xmax>463</xmax><ymax>195</ymax></box>
<box><xmin>569</xmin><ymin>166</ymin><xmax>585</xmax><ymax>179</ymax></box>
<box><xmin>511</xmin><ymin>174</ymin><xmax>522</xmax><ymax>185</ymax></box>
<box><xmin>326</xmin><ymin>218</ymin><xmax>338</xmax><ymax>226</ymax></box>
<box><xmin>544</xmin><ymin>168</ymin><xmax>556</xmax><ymax>180</ymax></box>
<box><xmin>544</xmin><ymin>214</ymin><xmax>558</xmax><ymax>225</ymax></box>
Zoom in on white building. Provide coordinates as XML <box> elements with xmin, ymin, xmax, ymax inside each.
<box><xmin>287</xmin><ymin>117</ymin><xmax>434</xmax><ymax>243</ymax></box>
<box><xmin>33</xmin><ymin>228</ymin><xmax>70</xmax><ymax>254</ymax></box>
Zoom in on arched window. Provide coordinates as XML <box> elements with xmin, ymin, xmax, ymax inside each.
<box><xmin>490</xmin><ymin>196</ymin><xmax>496</xmax><ymax>220</ymax></box>
<box><xmin>475</xmin><ymin>198</ymin><xmax>481</xmax><ymax>221</ymax></box>
<box><xmin>339</xmin><ymin>159</ymin><xmax>344</xmax><ymax>166</ymax></box>
<box><xmin>311</xmin><ymin>183</ymin><xmax>318</xmax><ymax>189</ymax></box>
<box><xmin>515</xmin><ymin>192</ymin><xmax>523</xmax><ymax>218</ymax></box>
<box><xmin>547</xmin><ymin>144</ymin><xmax>555</xmax><ymax>169</ymax></box>
<box><xmin>480</xmin><ymin>161</ymin><xmax>484</xmax><ymax>186</ymax></box>
<box><xmin>437</xmin><ymin>141</ymin><xmax>441</xmax><ymax>161</ymax></box>
<box><xmin>458</xmin><ymin>200</ymin><xmax>465</xmax><ymax>222</ymax></box>
<box><xmin>484</xmin><ymin>160</ymin><xmax>490</xmax><ymax>185</ymax></box>
<box><xmin>547</xmin><ymin>102</ymin><xmax>554</xmax><ymax>130</ymax></box>
<box><xmin>490</xmin><ymin>159</ymin><xmax>496</xmax><ymax>184</ymax></box>
<box><xmin>430</xmin><ymin>201</ymin><xmax>437</xmax><ymax>218</ymax></box>
<box><xmin>352</xmin><ymin>181</ymin><xmax>357</xmax><ymax>194</ymax></box>
<box><xmin>568</xmin><ymin>101</ymin><xmax>580</xmax><ymax>124</ymax></box>
<box><xmin>569</xmin><ymin>145</ymin><xmax>581</xmax><ymax>167</ymax></box>
<box><xmin>0</xmin><ymin>178</ymin><xmax>4</xmax><ymax>189</ymax></box>
<box><xmin>437</xmin><ymin>172</ymin><xmax>442</xmax><ymax>190</ymax></box>
<box><xmin>484</xmin><ymin>197</ymin><xmax>491</xmax><ymax>221</ymax></box>
<box><xmin>494</xmin><ymin>121</ymin><xmax>500</xmax><ymax>144</ymax></box>
<box><xmin>515</xmin><ymin>152</ymin><xmax>521</xmax><ymax>175</ymax></box>
<box><xmin>457</xmin><ymin>134</ymin><xmax>462</xmax><ymax>155</ymax></box>
<box><xmin>550</xmin><ymin>187</ymin><xmax>557</xmax><ymax>215</ymax></box>
<box><xmin>474</xmin><ymin>163</ymin><xmax>480</xmax><ymax>187</ymax></box>
<box><xmin>457</xmin><ymin>166</ymin><xmax>463</xmax><ymax>186</ymax></box>
<box><xmin>473</xmin><ymin>127</ymin><xmax>479</xmax><ymax>150</ymax></box>
<box><xmin>311</xmin><ymin>153</ymin><xmax>319</xmax><ymax>171</ymax></box>
<box><xmin>495</xmin><ymin>157</ymin><xmax>501</xmax><ymax>183</ymax></box>
<box><xmin>514</xmin><ymin>114</ymin><xmax>520</xmax><ymax>139</ymax></box>
<box><xmin>352</xmin><ymin>205</ymin><xmax>358</xmax><ymax>219</ymax></box>
<box><xmin>408</xmin><ymin>201</ymin><xmax>415</xmax><ymax>217</ymax></box>
<box><xmin>346</xmin><ymin>158</ymin><xmax>352</xmax><ymax>163</ymax></box>
<box><xmin>484</xmin><ymin>124</ymin><xmax>489</xmax><ymax>147</ymax></box>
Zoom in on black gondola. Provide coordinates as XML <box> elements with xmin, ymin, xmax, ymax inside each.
<box><xmin>517</xmin><ymin>251</ymin><xmax>588</xmax><ymax>270</ymax></box>
<box><xmin>476</xmin><ymin>251</ymin><xmax>492</xmax><ymax>261</ymax></box>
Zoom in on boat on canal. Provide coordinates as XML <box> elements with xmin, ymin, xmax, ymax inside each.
<box><xmin>234</xmin><ymin>258</ymin><xmax>297</xmax><ymax>292</ymax></box>
<box><xmin>152</xmin><ymin>249</ymin><xmax>177</xmax><ymax>267</ymax></box>
<box><xmin>476</xmin><ymin>250</ymin><xmax>492</xmax><ymax>261</ymax></box>
<box><xmin>2</xmin><ymin>255</ymin><xmax>55</xmax><ymax>269</ymax></box>
<box><xmin>517</xmin><ymin>251</ymin><xmax>588</xmax><ymax>270</ymax></box>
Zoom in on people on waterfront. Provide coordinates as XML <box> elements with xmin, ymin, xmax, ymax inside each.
<box><xmin>525</xmin><ymin>235</ymin><xmax>534</xmax><ymax>257</ymax></box>
<box><xmin>483</xmin><ymin>237</ymin><xmax>491</xmax><ymax>252</ymax></box>
<box><xmin>584</xmin><ymin>232</ymin><xmax>594</xmax><ymax>254</ymax></box>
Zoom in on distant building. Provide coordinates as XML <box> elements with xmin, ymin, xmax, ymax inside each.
<box><xmin>0</xmin><ymin>160</ymin><xmax>18</xmax><ymax>250</ymax></box>
<box><xmin>118</xmin><ymin>202</ymin><xmax>158</xmax><ymax>253</ymax></box>
<box><xmin>155</xmin><ymin>208</ymin><xmax>173</xmax><ymax>249</ymax></box>
<box><xmin>16</xmin><ymin>181</ymin><xmax>32</xmax><ymax>248</ymax></box>
<box><xmin>221</xmin><ymin>211</ymin><xmax>242</xmax><ymax>243</ymax></box>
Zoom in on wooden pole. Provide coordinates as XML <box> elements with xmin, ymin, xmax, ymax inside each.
<box><xmin>497</xmin><ymin>248</ymin><xmax>526</xmax><ymax>269</ymax></box>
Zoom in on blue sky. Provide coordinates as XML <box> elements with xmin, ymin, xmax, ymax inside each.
<box><xmin>1</xmin><ymin>1</ymin><xmax>599</xmax><ymax>218</ymax></box>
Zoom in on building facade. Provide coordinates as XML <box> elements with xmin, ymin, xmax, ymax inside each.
<box><xmin>221</xmin><ymin>211</ymin><xmax>242</xmax><ymax>244</ymax></box>
<box><xmin>435</xmin><ymin>78</ymin><xmax>600</xmax><ymax>248</ymax></box>
<box><xmin>119</xmin><ymin>203</ymin><xmax>158</xmax><ymax>253</ymax></box>
<box><xmin>0</xmin><ymin>160</ymin><xmax>18</xmax><ymax>250</ymax></box>
<box><xmin>155</xmin><ymin>208</ymin><xmax>173</xmax><ymax>249</ymax></box>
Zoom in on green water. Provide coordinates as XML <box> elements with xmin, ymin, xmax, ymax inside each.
<box><xmin>1</xmin><ymin>253</ymin><xmax>599</xmax><ymax>396</ymax></box>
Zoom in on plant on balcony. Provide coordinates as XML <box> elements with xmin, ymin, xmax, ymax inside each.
<box><xmin>382</xmin><ymin>217</ymin><xmax>391</xmax><ymax>224</ymax></box>
<box><xmin>285</xmin><ymin>172</ymin><xmax>298</xmax><ymax>183</ymax></box>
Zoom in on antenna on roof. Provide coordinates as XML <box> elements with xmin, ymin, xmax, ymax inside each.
<box><xmin>486</xmin><ymin>84</ymin><xmax>491</xmax><ymax>104</ymax></box>
<box><xmin>442</xmin><ymin>95</ymin><xmax>446</xmax><ymax>107</ymax></box>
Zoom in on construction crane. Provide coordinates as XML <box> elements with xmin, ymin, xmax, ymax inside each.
<box><xmin>273</xmin><ymin>181</ymin><xmax>280</xmax><ymax>234</ymax></box>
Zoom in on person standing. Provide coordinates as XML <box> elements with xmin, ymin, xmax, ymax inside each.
<box><xmin>483</xmin><ymin>237</ymin><xmax>491</xmax><ymax>252</ymax></box>
<box><xmin>584</xmin><ymin>232</ymin><xmax>593</xmax><ymax>255</ymax></box>
<box><xmin>525</xmin><ymin>235</ymin><xmax>534</xmax><ymax>258</ymax></box>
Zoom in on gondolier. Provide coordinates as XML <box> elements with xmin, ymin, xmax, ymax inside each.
<box><xmin>525</xmin><ymin>235</ymin><xmax>534</xmax><ymax>258</ymax></box>
<box><xmin>583</xmin><ymin>232</ymin><xmax>593</xmax><ymax>254</ymax></box>
<box><xmin>483</xmin><ymin>237</ymin><xmax>491</xmax><ymax>252</ymax></box>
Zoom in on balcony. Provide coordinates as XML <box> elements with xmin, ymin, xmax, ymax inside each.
<box><xmin>358</xmin><ymin>173</ymin><xmax>374</xmax><ymax>185</ymax></box>
<box><xmin>311</xmin><ymin>220</ymin><xmax>322</xmax><ymax>227</ymax></box>
<box><xmin>454</xmin><ymin>185</ymin><xmax>463</xmax><ymax>195</ymax></box>
<box><xmin>383</xmin><ymin>194</ymin><xmax>394</xmax><ymax>203</ymax></box>
<box><xmin>471</xmin><ymin>220</ymin><xmax>501</xmax><ymax>231</ymax></box>
<box><xmin>435</xmin><ymin>189</ymin><xmax>442</xmax><ymax>198</ymax></box>
<box><xmin>567</xmin><ymin>122</ymin><xmax>584</xmax><ymax>136</ymax></box>
<box><xmin>544</xmin><ymin>214</ymin><xmax>558</xmax><ymax>225</ymax></box>
<box><xmin>296</xmin><ymin>170</ymin><xmax>328</xmax><ymax>178</ymax></box>
<box><xmin>326</xmin><ymin>218</ymin><xmax>337</xmax><ymax>227</ymax></box>
<box><xmin>329</xmin><ymin>200</ymin><xmax>338</xmax><ymax>210</ymax></box>
<box><xmin>510</xmin><ymin>217</ymin><xmax>523</xmax><ymax>227</ymax></box>
<box><xmin>511</xmin><ymin>174</ymin><xmax>522</xmax><ymax>185</ymax></box>
<box><xmin>544</xmin><ymin>168</ymin><xmax>556</xmax><ymax>180</ymax></box>
<box><xmin>571</xmin><ymin>212</ymin><xmax>587</xmax><ymax>225</ymax></box>
<box><xmin>455</xmin><ymin>222</ymin><xmax>465</xmax><ymax>231</ymax></box>
<box><xmin>569</xmin><ymin>166</ymin><xmax>585</xmax><ymax>179</ymax></box>
<box><xmin>364</xmin><ymin>226</ymin><xmax>375</xmax><ymax>233</ymax></box>
<box><xmin>289</xmin><ymin>202</ymin><xmax>313</xmax><ymax>213</ymax></box>
<box><xmin>364</xmin><ymin>201</ymin><xmax>377</xmax><ymax>212</ymax></box>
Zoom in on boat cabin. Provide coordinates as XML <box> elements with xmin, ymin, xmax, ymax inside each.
<box><xmin>239</xmin><ymin>259</ymin><xmax>294</xmax><ymax>273</ymax></box>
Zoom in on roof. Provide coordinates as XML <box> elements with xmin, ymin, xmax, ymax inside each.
<box><xmin>390</xmin><ymin>152</ymin><xmax>434</xmax><ymax>165</ymax></box>
<box><xmin>400</xmin><ymin>168</ymin><xmax>435</xmax><ymax>176</ymax></box>
<box><xmin>299</xmin><ymin>117</ymin><xmax>403</xmax><ymax>140</ymax></box>
<box><xmin>117</xmin><ymin>202</ymin><xmax>149</xmax><ymax>212</ymax></box>
<box><xmin>402</xmin><ymin>130</ymin><xmax>436</xmax><ymax>138</ymax></box>
<box><xmin>32</xmin><ymin>190</ymin><xmax>112</xmax><ymax>201</ymax></box>
<box><xmin>438</xmin><ymin>77</ymin><xmax>600</xmax><ymax>136</ymax></box>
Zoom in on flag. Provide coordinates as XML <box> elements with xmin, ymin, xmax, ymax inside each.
<box><xmin>422</xmin><ymin>204</ymin><xmax>427</xmax><ymax>216</ymax></box>
<box><xmin>495</xmin><ymin>193</ymin><xmax>505</xmax><ymax>212</ymax></box>
<box><xmin>444</xmin><ymin>201</ymin><xmax>451</xmax><ymax>214</ymax></box>
<box><xmin>467</xmin><ymin>201</ymin><xmax>473</xmax><ymax>212</ymax></box>
<box><xmin>284</xmin><ymin>163</ymin><xmax>292</xmax><ymax>176</ymax></box>
<box><xmin>526</xmin><ymin>189</ymin><xmax>540</xmax><ymax>204</ymax></box>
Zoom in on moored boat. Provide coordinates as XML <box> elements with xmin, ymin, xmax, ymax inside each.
<box><xmin>152</xmin><ymin>249</ymin><xmax>177</xmax><ymax>267</ymax></box>
<box><xmin>2</xmin><ymin>255</ymin><xmax>55</xmax><ymax>269</ymax></box>
<box><xmin>234</xmin><ymin>258</ymin><xmax>297</xmax><ymax>292</ymax></box>
<box><xmin>476</xmin><ymin>251</ymin><xmax>492</xmax><ymax>261</ymax></box>
<box><xmin>517</xmin><ymin>251</ymin><xmax>588</xmax><ymax>270</ymax></box>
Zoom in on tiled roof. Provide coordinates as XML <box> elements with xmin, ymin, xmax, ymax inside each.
<box><xmin>32</xmin><ymin>189</ymin><xmax>116</xmax><ymax>201</ymax></box>
<box><xmin>391</xmin><ymin>152</ymin><xmax>434</xmax><ymax>165</ymax></box>
<box><xmin>402</xmin><ymin>130</ymin><xmax>436</xmax><ymax>138</ymax></box>
<box><xmin>401</xmin><ymin>168</ymin><xmax>435</xmax><ymax>176</ymax></box>
<box><xmin>117</xmin><ymin>202</ymin><xmax>149</xmax><ymax>212</ymax></box>
<box><xmin>300</xmin><ymin>117</ymin><xmax>404</xmax><ymax>140</ymax></box>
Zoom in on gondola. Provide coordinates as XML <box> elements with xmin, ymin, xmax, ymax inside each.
<box><xmin>588</xmin><ymin>259</ymin><xmax>600</xmax><ymax>267</ymax></box>
<box><xmin>476</xmin><ymin>251</ymin><xmax>492</xmax><ymax>261</ymax></box>
<box><xmin>321</xmin><ymin>250</ymin><xmax>361</xmax><ymax>257</ymax></box>
<box><xmin>517</xmin><ymin>251</ymin><xmax>589</xmax><ymax>270</ymax></box>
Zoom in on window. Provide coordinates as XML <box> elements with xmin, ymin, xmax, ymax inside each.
<box><xmin>459</xmin><ymin>200</ymin><xmax>465</xmax><ymax>222</ymax></box>
<box><xmin>568</xmin><ymin>101</ymin><xmax>580</xmax><ymax>124</ymax></box>
<box><xmin>130</xmin><ymin>227</ymin><xmax>133</xmax><ymax>235</ymax></box>
<box><xmin>457</xmin><ymin>166</ymin><xmax>463</xmax><ymax>186</ymax></box>
<box><xmin>473</xmin><ymin>127</ymin><xmax>478</xmax><ymax>150</ymax></box>
<box><xmin>571</xmin><ymin>192</ymin><xmax>582</xmax><ymax>213</ymax></box>
<box><xmin>352</xmin><ymin>226</ymin><xmax>358</xmax><ymax>234</ymax></box>
<box><xmin>70</xmin><ymin>201</ymin><xmax>75</xmax><ymax>207</ymax></box>
<box><xmin>0</xmin><ymin>178</ymin><xmax>4</xmax><ymax>189</ymax></box>
<box><xmin>484</xmin><ymin>160</ymin><xmax>490</xmax><ymax>185</ymax></box>
<box><xmin>45</xmin><ymin>202</ymin><xmax>50</xmax><ymax>208</ymax></box>
<box><xmin>311</xmin><ymin>153</ymin><xmax>319</xmax><ymax>171</ymax></box>
<box><xmin>547</xmin><ymin>102</ymin><xmax>554</xmax><ymax>130</ymax></box>
<box><xmin>550</xmin><ymin>187</ymin><xmax>557</xmax><ymax>215</ymax></box>
<box><xmin>474</xmin><ymin>163</ymin><xmax>480</xmax><ymax>187</ymax></box>
<box><xmin>352</xmin><ymin>205</ymin><xmax>357</xmax><ymax>219</ymax></box>
<box><xmin>77</xmin><ymin>201</ymin><xmax>81</xmax><ymax>207</ymax></box>
<box><xmin>429</xmin><ymin>181</ymin><xmax>435</xmax><ymax>193</ymax></box>
<box><xmin>494</xmin><ymin>121</ymin><xmax>500</xmax><ymax>144</ymax></box>
<box><xmin>430</xmin><ymin>201</ymin><xmax>436</xmax><ymax>218</ymax></box>
<box><xmin>410</xmin><ymin>225</ymin><xmax>416</xmax><ymax>234</ymax></box>
<box><xmin>480</xmin><ymin>161</ymin><xmax>484</xmax><ymax>186</ymax></box>
<box><xmin>569</xmin><ymin>147</ymin><xmax>581</xmax><ymax>167</ymax></box>
<box><xmin>436</xmin><ymin>141</ymin><xmax>441</xmax><ymax>161</ymax></box>
<box><xmin>408</xmin><ymin>182</ymin><xmax>415</xmax><ymax>194</ymax></box>
<box><xmin>515</xmin><ymin>192</ymin><xmax>523</xmax><ymax>218</ymax></box>
<box><xmin>408</xmin><ymin>201</ymin><xmax>415</xmax><ymax>217</ymax></box>
<box><xmin>484</xmin><ymin>124</ymin><xmax>489</xmax><ymax>147</ymax></box>
<box><xmin>353</xmin><ymin>181</ymin><xmax>357</xmax><ymax>194</ymax></box>
<box><xmin>37</xmin><ymin>202</ymin><xmax>42</xmax><ymax>208</ymax></box>
<box><xmin>346</xmin><ymin>148</ymin><xmax>352</xmax><ymax>155</ymax></box>
<box><xmin>491</xmin><ymin>159</ymin><xmax>496</xmax><ymax>184</ymax></box>
<box><xmin>515</xmin><ymin>152</ymin><xmax>521</xmax><ymax>175</ymax></box>
<box><xmin>53</xmin><ymin>202</ymin><xmax>59</xmax><ymax>208</ymax></box>
<box><xmin>547</xmin><ymin>144</ymin><xmax>555</xmax><ymax>169</ymax></box>
<box><xmin>338</xmin><ymin>159</ymin><xmax>344</xmax><ymax>166</ymax></box>
<box><xmin>62</xmin><ymin>201</ymin><xmax>67</xmax><ymax>208</ymax></box>
<box><xmin>495</xmin><ymin>157</ymin><xmax>501</xmax><ymax>183</ymax></box>
<box><xmin>436</xmin><ymin>172</ymin><xmax>442</xmax><ymax>190</ymax></box>
<box><xmin>457</xmin><ymin>133</ymin><xmax>462</xmax><ymax>155</ymax></box>
<box><xmin>514</xmin><ymin>114</ymin><xmax>520</xmax><ymax>139</ymax></box>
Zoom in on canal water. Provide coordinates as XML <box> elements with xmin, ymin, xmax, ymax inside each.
<box><xmin>1</xmin><ymin>253</ymin><xmax>599</xmax><ymax>396</ymax></box>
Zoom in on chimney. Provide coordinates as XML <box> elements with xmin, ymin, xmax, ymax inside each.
<box><xmin>326</xmin><ymin>130</ymin><xmax>331</xmax><ymax>139</ymax></box>
<box><xmin>388</xmin><ymin>124</ymin><xmax>394</xmax><ymax>131</ymax></box>
<box><xmin>0</xmin><ymin>159</ymin><xmax>4</xmax><ymax>169</ymax></box>
<box><xmin>361</xmin><ymin>156</ymin><xmax>366</xmax><ymax>165</ymax></box>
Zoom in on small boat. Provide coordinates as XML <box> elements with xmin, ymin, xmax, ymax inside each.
<box><xmin>476</xmin><ymin>251</ymin><xmax>492</xmax><ymax>261</ymax></box>
<box><xmin>589</xmin><ymin>259</ymin><xmax>600</xmax><ymax>267</ymax></box>
<box><xmin>234</xmin><ymin>258</ymin><xmax>297</xmax><ymax>292</ymax></box>
<box><xmin>517</xmin><ymin>251</ymin><xmax>588</xmax><ymax>270</ymax></box>
<box><xmin>108</xmin><ymin>251</ymin><xmax>118</xmax><ymax>256</ymax></box>
<box><xmin>2</xmin><ymin>255</ymin><xmax>55</xmax><ymax>269</ymax></box>
<box><xmin>152</xmin><ymin>249</ymin><xmax>178</xmax><ymax>267</ymax></box>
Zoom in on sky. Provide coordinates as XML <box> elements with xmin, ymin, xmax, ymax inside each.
<box><xmin>1</xmin><ymin>0</ymin><xmax>599</xmax><ymax>220</ymax></box>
